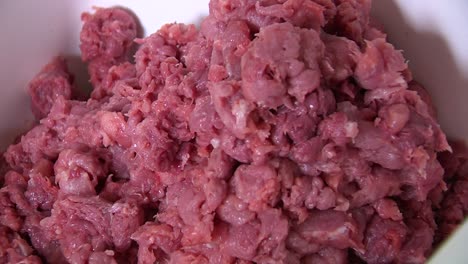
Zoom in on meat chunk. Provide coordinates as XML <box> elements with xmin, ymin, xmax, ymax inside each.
<box><xmin>354</xmin><ymin>38</ymin><xmax>407</xmax><ymax>90</ymax></box>
<box><xmin>109</xmin><ymin>199</ymin><xmax>144</xmax><ymax>252</ymax></box>
<box><xmin>80</xmin><ymin>7</ymin><xmax>137</xmax><ymax>62</ymax></box>
<box><xmin>80</xmin><ymin>7</ymin><xmax>138</xmax><ymax>92</ymax></box>
<box><xmin>222</xmin><ymin>222</ymin><xmax>261</xmax><ymax>260</ymax></box>
<box><xmin>0</xmin><ymin>226</ymin><xmax>42</xmax><ymax>264</ymax></box>
<box><xmin>358</xmin><ymin>215</ymin><xmax>407</xmax><ymax>264</ymax></box>
<box><xmin>135</xmin><ymin>23</ymin><xmax>198</xmax><ymax>93</ymax></box>
<box><xmin>293</xmin><ymin>210</ymin><xmax>363</xmax><ymax>250</ymax></box>
<box><xmin>241</xmin><ymin>22</ymin><xmax>323</xmax><ymax>107</ymax></box>
<box><xmin>231</xmin><ymin>164</ymin><xmax>280</xmax><ymax>211</ymax></box>
<box><xmin>377</xmin><ymin>103</ymin><xmax>410</xmax><ymax>134</ymax></box>
<box><xmin>217</xmin><ymin>194</ymin><xmax>255</xmax><ymax>226</ymax></box>
<box><xmin>28</xmin><ymin>56</ymin><xmax>73</xmax><ymax>119</ymax></box>
<box><xmin>25</xmin><ymin>159</ymin><xmax>58</xmax><ymax>211</ymax></box>
<box><xmin>131</xmin><ymin>223</ymin><xmax>180</xmax><ymax>263</ymax></box>
<box><xmin>54</xmin><ymin>149</ymin><xmax>109</xmax><ymax>196</ymax></box>
<box><xmin>92</xmin><ymin>62</ymin><xmax>136</xmax><ymax>99</ymax></box>
<box><xmin>302</xmin><ymin>247</ymin><xmax>347</xmax><ymax>264</ymax></box>
<box><xmin>334</xmin><ymin>0</ymin><xmax>372</xmax><ymax>43</ymax></box>
<box><xmin>40</xmin><ymin>196</ymin><xmax>114</xmax><ymax>263</ymax></box>
<box><xmin>321</xmin><ymin>34</ymin><xmax>360</xmax><ymax>83</ymax></box>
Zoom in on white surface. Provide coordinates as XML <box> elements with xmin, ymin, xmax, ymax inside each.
<box><xmin>429</xmin><ymin>219</ymin><xmax>468</xmax><ymax>264</ymax></box>
<box><xmin>0</xmin><ymin>0</ymin><xmax>467</xmax><ymax>262</ymax></box>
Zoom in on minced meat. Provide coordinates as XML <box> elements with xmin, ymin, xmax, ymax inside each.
<box><xmin>1</xmin><ymin>1</ymin><xmax>467</xmax><ymax>264</ymax></box>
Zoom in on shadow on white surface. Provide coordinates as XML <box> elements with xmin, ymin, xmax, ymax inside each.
<box><xmin>64</xmin><ymin>55</ymin><xmax>93</xmax><ymax>99</ymax></box>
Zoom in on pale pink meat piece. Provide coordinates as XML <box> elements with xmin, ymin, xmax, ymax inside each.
<box><xmin>80</xmin><ymin>7</ymin><xmax>138</xmax><ymax>96</ymax></box>
<box><xmin>80</xmin><ymin>8</ymin><xmax>137</xmax><ymax>62</ymax></box>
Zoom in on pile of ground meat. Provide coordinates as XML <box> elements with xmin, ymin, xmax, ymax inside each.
<box><xmin>1</xmin><ymin>0</ymin><xmax>467</xmax><ymax>263</ymax></box>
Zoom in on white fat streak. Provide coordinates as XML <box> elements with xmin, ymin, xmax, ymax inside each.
<box><xmin>232</xmin><ymin>99</ymin><xmax>249</xmax><ymax>126</ymax></box>
<box><xmin>345</xmin><ymin>122</ymin><xmax>358</xmax><ymax>138</ymax></box>
<box><xmin>210</xmin><ymin>138</ymin><xmax>220</xmax><ymax>148</ymax></box>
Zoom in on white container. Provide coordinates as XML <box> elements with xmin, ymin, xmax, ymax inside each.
<box><xmin>1</xmin><ymin>0</ymin><xmax>467</xmax><ymax>262</ymax></box>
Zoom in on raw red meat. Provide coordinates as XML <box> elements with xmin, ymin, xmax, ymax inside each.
<box><xmin>1</xmin><ymin>1</ymin><xmax>466</xmax><ymax>263</ymax></box>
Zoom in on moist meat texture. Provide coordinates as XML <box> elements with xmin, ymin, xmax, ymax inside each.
<box><xmin>1</xmin><ymin>1</ymin><xmax>467</xmax><ymax>264</ymax></box>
